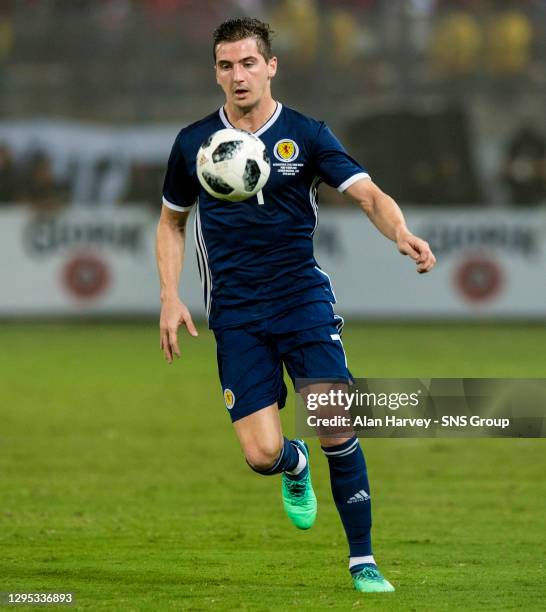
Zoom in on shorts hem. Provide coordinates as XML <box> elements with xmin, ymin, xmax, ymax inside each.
<box><xmin>294</xmin><ymin>374</ymin><xmax>351</xmax><ymax>391</ymax></box>
<box><xmin>229</xmin><ymin>396</ymin><xmax>286</xmax><ymax>423</ymax></box>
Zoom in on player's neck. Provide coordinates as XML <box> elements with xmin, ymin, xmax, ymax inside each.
<box><xmin>224</xmin><ymin>96</ymin><xmax>277</xmax><ymax>134</ymax></box>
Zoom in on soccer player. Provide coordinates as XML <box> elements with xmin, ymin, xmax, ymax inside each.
<box><xmin>156</xmin><ymin>18</ymin><xmax>436</xmax><ymax>593</ymax></box>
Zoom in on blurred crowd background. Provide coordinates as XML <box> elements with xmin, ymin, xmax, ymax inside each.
<box><xmin>0</xmin><ymin>0</ymin><xmax>545</xmax><ymax>209</ymax></box>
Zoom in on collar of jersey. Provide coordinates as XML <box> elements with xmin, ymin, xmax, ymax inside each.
<box><xmin>219</xmin><ymin>102</ymin><xmax>283</xmax><ymax>137</ymax></box>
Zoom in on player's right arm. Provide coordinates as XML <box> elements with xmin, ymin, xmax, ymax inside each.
<box><xmin>156</xmin><ymin>205</ymin><xmax>198</xmax><ymax>364</ymax></box>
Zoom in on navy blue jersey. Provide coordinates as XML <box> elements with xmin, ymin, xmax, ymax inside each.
<box><xmin>162</xmin><ymin>102</ymin><xmax>369</xmax><ymax>329</ymax></box>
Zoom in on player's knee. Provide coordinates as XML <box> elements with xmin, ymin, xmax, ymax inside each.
<box><xmin>244</xmin><ymin>440</ymin><xmax>283</xmax><ymax>474</ymax></box>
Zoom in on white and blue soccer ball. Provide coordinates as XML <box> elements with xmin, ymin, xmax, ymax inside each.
<box><xmin>196</xmin><ymin>128</ymin><xmax>270</xmax><ymax>202</ymax></box>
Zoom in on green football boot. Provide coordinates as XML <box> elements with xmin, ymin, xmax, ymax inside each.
<box><xmin>281</xmin><ymin>439</ymin><xmax>317</xmax><ymax>530</ymax></box>
<box><xmin>351</xmin><ymin>564</ymin><xmax>395</xmax><ymax>593</ymax></box>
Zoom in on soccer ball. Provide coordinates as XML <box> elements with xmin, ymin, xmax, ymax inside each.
<box><xmin>196</xmin><ymin>128</ymin><xmax>270</xmax><ymax>202</ymax></box>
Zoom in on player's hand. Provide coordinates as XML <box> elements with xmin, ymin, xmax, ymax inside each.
<box><xmin>159</xmin><ymin>298</ymin><xmax>198</xmax><ymax>363</ymax></box>
<box><xmin>396</xmin><ymin>231</ymin><xmax>436</xmax><ymax>274</ymax></box>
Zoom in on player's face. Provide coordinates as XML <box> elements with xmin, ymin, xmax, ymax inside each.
<box><xmin>215</xmin><ymin>38</ymin><xmax>277</xmax><ymax>110</ymax></box>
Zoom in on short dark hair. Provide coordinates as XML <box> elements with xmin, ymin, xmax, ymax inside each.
<box><xmin>213</xmin><ymin>18</ymin><xmax>274</xmax><ymax>62</ymax></box>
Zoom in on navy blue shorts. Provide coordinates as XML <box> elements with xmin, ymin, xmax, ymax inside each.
<box><xmin>213</xmin><ymin>301</ymin><xmax>351</xmax><ymax>422</ymax></box>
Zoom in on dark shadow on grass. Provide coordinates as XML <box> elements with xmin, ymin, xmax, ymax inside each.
<box><xmin>3</xmin><ymin>565</ymin><xmax>249</xmax><ymax>589</ymax></box>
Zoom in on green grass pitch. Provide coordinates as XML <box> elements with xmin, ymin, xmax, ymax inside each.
<box><xmin>1</xmin><ymin>322</ymin><xmax>545</xmax><ymax>610</ymax></box>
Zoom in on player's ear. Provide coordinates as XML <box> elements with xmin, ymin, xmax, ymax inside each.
<box><xmin>268</xmin><ymin>56</ymin><xmax>277</xmax><ymax>79</ymax></box>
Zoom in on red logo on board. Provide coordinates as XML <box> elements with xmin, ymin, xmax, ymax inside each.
<box><xmin>62</xmin><ymin>255</ymin><xmax>110</xmax><ymax>300</ymax></box>
<box><xmin>455</xmin><ymin>257</ymin><xmax>503</xmax><ymax>302</ymax></box>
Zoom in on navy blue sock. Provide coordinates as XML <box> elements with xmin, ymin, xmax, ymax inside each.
<box><xmin>322</xmin><ymin>436</ymin><xmax>372</xmax><ymax>557</ymax></box>
<box><xmin>247</xmin><ymin>436</ymin><xmax>299</xmax><ymax>475</ymax></box>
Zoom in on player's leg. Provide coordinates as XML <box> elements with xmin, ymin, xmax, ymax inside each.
<box><xmin>232</xmin><ymin>402</ymin><xmax>297</xmax><ymax>474</ymax></box>
<box><xmin>214</xmin><ymin>324</ymin><xmax>315</xmax><ymax>527</ymax></box>
<box><xmin>232</xmin><ymin>403</ymin><xmax>283</xmax><ymax>470</ymax></box>
<box><xmin>232</xmin><ymin>402</ymin><xmax>316</xmax><ymax>530</ymax></box>
<box><xmin>277</xmin><ymin>302</ymin><xmax>394</xmax><ymax>592</ymax></box>
<box><xmin>318</xmin><ymin>431</ymin><xmax>393</xmax><ymax>592</ymax></box>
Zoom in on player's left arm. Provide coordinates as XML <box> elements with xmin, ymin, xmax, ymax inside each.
<box><xmin>344</xmin><ymin>178</ymin><xmax>436</xmax><ymax>274</ymax></box>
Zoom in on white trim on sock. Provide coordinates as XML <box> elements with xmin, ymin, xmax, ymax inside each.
<box><xmin>322</xmin><ymin>438</ymin><xmax>358</xmax><ymax>457</ymax></box>
<box><xmin>286</xmin><ymin>447</ymin><xmax>307</xmax><ymax>476</ymax></box>
<box><xmin>349</xmin><ymin>555</ymin><xmax>376</xmax><ymax>569</ymax></box>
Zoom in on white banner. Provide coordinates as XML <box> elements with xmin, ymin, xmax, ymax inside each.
<box><xmin>314</xmin><ymin>208</ymin><xmax>546</xmax><ymax>318</ymax></box>
<box><xmin>0</xmin><ymin>206</ymin><xmax>202</xmax><ymax>316</ymax></box>
<box><xmin>1</xmin><ymin>206</ymin><xmax>545</xmax><ymax>319</ymax></box>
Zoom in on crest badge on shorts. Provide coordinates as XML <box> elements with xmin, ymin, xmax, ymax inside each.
<box><xmin>224</xmin><ymin>388</ymin><xmax>235</xmax><ymax>410</ymax></box>
<box><xmin>274</xmin><ymin>139</ymin><xmax>299</xmax><ymax>163</ymax></box>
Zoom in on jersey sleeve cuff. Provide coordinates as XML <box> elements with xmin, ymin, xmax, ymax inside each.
<box><xmin>336</xmin><ymin>172</ymin><xmax>371</xmax><ymax>193</ymax></box>
<box><xmin>162</xmin><ymin>196</ymin><xmax>195</xmax><ymax>212</ymax></box>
